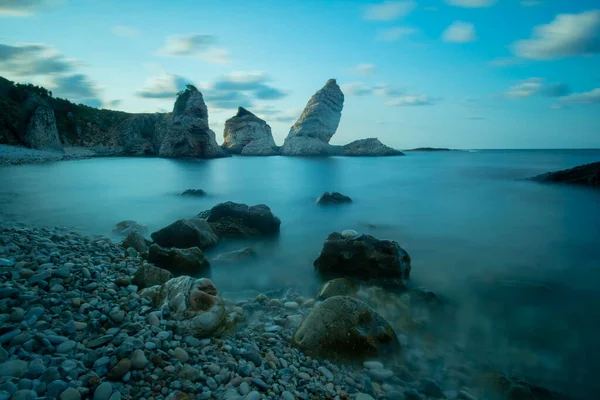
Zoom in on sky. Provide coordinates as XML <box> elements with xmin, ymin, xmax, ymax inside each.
<box><xmin>1</xmin><ymin>0</ymin><xmax>599</xmax><ymax>149</ymax></box>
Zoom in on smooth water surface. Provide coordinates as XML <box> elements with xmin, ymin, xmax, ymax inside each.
<box><xmin>1</xmin><ymin>150</ymin><xmax>600</xmax><ymax>397</ymax></box>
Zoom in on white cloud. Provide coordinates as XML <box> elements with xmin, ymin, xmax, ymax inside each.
<box><xmin>0</xmin><ymin>0</ymin><xmax>60</xmax><ymax>16</ymax></box>
<box><xmin>341</xmin><ymin>82</ymin><xmax>373</xmax><ymax>96</ymax></box>
<box><xmin>351</xmin><ymin>63</ymin><xmax>376</xmax><ymax>75</ymax></box>
<box><xmin>372</xmin><ymin>83</ymin><xmax>405</xmax><ymax>97</ymax></box>
<box><xmin>253</xmin><ymin>105</ymin><xmax>301</xmax><ymax>123</ymax></box>
<box><xmin>386</xmin><ymin>95</ymin><xmax>437</xmax><ymax>106</ymax></box>
<box><xmin>156</xmin><ymin>34</ymin><xmax>231</xmax><ymax>64</ymax></box>
<box><xmin>110</xmin><ymin>26</ymin><xmax>140</xmax><ymax>38</ymax></box>
<box><xmin>521</xmin><ymin>1</ymin><xmax>542</xmax><ymax>6</ymax></box>
<box><xmin>561</xmin><ymin>88</ymin><xmax>600</xmax><ymax>105</ymax></box>
<box><xmin>376</xmin><ymin>27</ymin><xmax>418</xmax><ymax>41</ymax></box>
<box><xmin>363</xmin><ymin>1</ymin><xmax>416</xmax><ymax>21</ymax></box>
<box><xmin>135</xmin><ymin>74</ymin><xmax>189</xmax><ymax>99</ymax></box>
<box><xmin>442</xmin><ymin>21</ymin><xmax>477</xmax><ymax>43</ymax></box>
<box><xmin>444</xmin><ymin>0</ymin><xmax>497</xmax><ymax>7</ymax></box>
<box><xmin>513</xmin><ymin>10</ymin><xmax>600</xmax><ymax>60</ymax></box>
<box><xmin>504</xmin><ymin>78</ymin><xmax>570</xmax><ymax>98</ymax></box>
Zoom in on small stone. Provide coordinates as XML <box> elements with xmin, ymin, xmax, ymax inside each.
<box><xmin>419</xmin><ymin>379</ymin><xmax>443</xmax><ymax>398</ymax></box>
<box><xmin>0</xmin><ymin>258</ymin><xmax>15</xmax><ymax>267</ymax></box>
<box><xmin>356</xmin><ymin>394</ymin><xmax>375</xmax><ymax>400</ymax></box>
<box><xmin>318</xmin><ymin>366</ymin><xmax>333</xmax><ymax>380</ymax></box>
<box><xmin>147</xmin><ymin>313</ymin><xmax>160</xmax><ymax>327</ymax></box>
<box><xmin>282</xmin><ymin>391</ymin><xmax>294</xmax><ymax>400</ymax></box>
<box><xmin>252</xmin><ymin>378</ymin><xmax>269</xmax><ymax>391</ymax></box>
<box><xmin>367</xmin><ymin>369</ymin><xmax>394</xmax><ymax>381</ymax></box>
<box><xmin>283</xmin><ymin>301</ymin><xmax>299</xmax><ymax>310</ymax></box>
<box><xmin>173</xmin><ymin>348</ymin><xmax>189</xmax><ymax>363</ymax></box>
<box><xmin>60</xmin><ymin>387</ymin><xmax>82</xmax><ymax>400</ymax></box>
<box><xmin>93</xmin><ymin>382</ymin><xmax>112</xmax><ymax>400</ymax></box>
<box><xmin>178</xmin><ymin>365</ymin><xmax>201</xmax><ymax>381</ymax></box>
<box><xmin>458</xmin><ymin>390</ymin><xmax>478</xmax><ymax>400</ymax></box>
<box><xmin>130</xmin><ymin>350</ymin><xmax>148</xmax><ymax>369</ymax></box>
<box><xmin>239</xmin><ymin>382</ymin><xmax>250</xmax><ymax>395</ymax></box>
<box><xmin>363</xmin><ymin>361</ymin><xmax>384</xmax><ymax>370</ymax></box>
<box><xmin>56</xmin><ymin>340</ymin><xmax>77</xmax><ymax>353</ymax></box>
<box><xmin>9</xmin><ymin>389</ymin><xmax>36</xmax><ymax>400</ymax></box>
<box><xmin>107</xmin><ymin>358</ymin><xmax>131</xmax><ymax>381</ymax></box>
<box><xmin>109</xmin><ymin>310</ymin><xmax>125</xmax><ymax>324</ymax></box>
<box><xmin>0</xmin><ymin>360</ymin><xmax>28</xmax><ymax>378</ymax></box>
<box><xmin>246</xmin><ymin>391</ymin><xmax>260</xmax><ymax>400</ymax></box>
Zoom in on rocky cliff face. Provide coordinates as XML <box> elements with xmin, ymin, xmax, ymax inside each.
<box><xmin>24</xmin><ymin>105</ymin><xmax>63</xmax><ymax>152</ymax></box>
<box><xmin>222</xmin><ymin>107</ymin><xmax>277</xmax><ymax>156</ymax></box>
<box><xmin>159</xmin><ymin>86</ymin><xmax>228</xmax><ymax>158</ymax></box>
<box><xmin>280</xmin><ymin>79</ymin><xmax>344</xmax><ymax>156</ymax></box>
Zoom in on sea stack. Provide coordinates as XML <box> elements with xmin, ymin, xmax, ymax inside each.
<box><xmin>279</xmin><ymin>79</ymin><xmax>344</xmax><ymax>156</ymax></box>
<box><xmin>24</xmin><ymin>104</ymin><xmax>63</xmax><ymax>152</ymax></box>
<box><xmin>159</xmin><ymin>85</ymin><xmax>228</xmax><ymax>158</ymax></box>
<box><xmin>221</xmin><ymin>107</ymin><xmax>278</xmax><ymax>156</ymax></box>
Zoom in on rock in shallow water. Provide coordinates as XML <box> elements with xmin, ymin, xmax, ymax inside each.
<box><xmin>151</xmin><ymin>218</ymin><xmax>218</xmax><ymax>250</ymax></box>
<box><xmin>222</xmin><ymin>107</ymin><xmax>278</xmax><ymax>156</ymax></box>
<box><xmin>132</xmin><ymin>264</ymin><xmax>173</xmax><ymax>290</ymax></box>
<box><xmin>147</xmin><ymin>244</ymin><xmax>210</xmax><ymax>275</ymax></box>
<box><xmin>198</xmin><ymin>202</ymin><xmax>281</xmax><ymax>238</ymax></box>
<box><xmin>316</xmin><ymin>191</ymin><xmax>352</xmax><ymax>205</ymax></box>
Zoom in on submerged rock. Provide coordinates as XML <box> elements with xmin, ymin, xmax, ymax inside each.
<box><xmin>316</xmin><ymin>278</ymin><xmax>358</xmax><ymax>300</ymax></box>
<box><xmin>139</xmin><ymin>276</ymin><xmax>228</xmax><ymax>337</ymax></box>
<box><xmin>211</xmin><ymin>247</ymin><xmax>257</xmax><ymax>264</ymax></box>
<box><xmin>316</xmin><ymin>191</ymin><xmax>352</xmax><ymax>205</ymax></box>
<box><xmin>159</xmin><ymin>85</ymin><xmax>228</xmax><ymax>158</ymax></box>
<box><xmin>291</xmin><ymin>296</ymin><xmax>401</xmax><ymax>362</ymax></box>
<box><xmin>151</xmin><ymin>218</ymin><xmax>218</xmax><ymax>250</ymax></box>
<box><xmin>531</xmin><ymin>161</ymin><xmax>600</xmax><ymax>188</ymax></box>
<box><xmin>181</xmin><ymin>189</ymin><xmax>206</xmax><ymax>196</ymax></box>
<box><xmin>131</xmin><ymin>264</ymin><xmax>173</xmax><ymax>290</ymax></box>
<box><xmin>147</xmin><ymin>244</ymin><xmax>210</xmax><ymax>275</ymax></box>
<box><xmin>112</xmin><ymin>220</ymin><xmax>148</xmax><ymax>236</ymax></box>
<box><xmin>280</xmin><ymin>79</ymin><xmax>344</xmax><ymax>156</ymax></box>
<box><xmin>222</xmin><ymin>107</ymin><xmax>278</xmax><ymax>156</ymax></box>
<box><xmin>314</xmin><ymin>232</ymin><xmax>411</xmax><ymax>287</ymax></box>
<box><xmin>341</xmin><ymin>138</ymin><xmax>404</xmax><ymax>157</ymax></box>
<box><xmin>121</xmin><ymin>231</ymin><xmax>149</xmax><ymax>253</ymax></box>
<box><xmin>24</xmin><ymin>105</ymin><xmax>63</xmax><ymax>151</ymax></box>
<box><xmin>198</xmin><ymin>202</ymin><xmax>281</xmax><ymax>237</ymax></box>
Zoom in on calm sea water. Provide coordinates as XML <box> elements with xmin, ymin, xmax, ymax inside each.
<box><xmin>1</xmin><ymin>149</ymin><xmax>600</xmax><ymax>397</ymax></box>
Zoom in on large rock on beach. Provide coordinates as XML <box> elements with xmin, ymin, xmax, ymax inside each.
<box><xmin>132</xmin><ymin>263</ymin><xmax>173</xmax><ymax>289</ymax></box>
<box><xmin>316</xmin><ymin>278</ymin><xmax>358</xmax><ymax>300</ymax></box>
<box><xmin>24</xmin><ymin>105</ymin><xmax>63</xmax><ymax>151</ymax></box>
<box><xmin>222</xmin><ymin>107</ymin><xmax>278</xmax><ymax>156</ymax></box>
<box><xmin>159</xmin><ymin>85</ymin><xmax>228</xmax><ymax>158</ymax></box>
<box><xmin>280</xmin><ymin>79</ymin><xmax>344</xmax><ymax>156</ymax></box>
<box><xmin>112</xmin><ymin>220</ymin><xmax>148</xmax><ymax>236</ymax></box>
<box><xmin>151</xmin><ymin>218</ymin><xmax>218</xmax><ymax>250</ymax></box>
<box><xmin>314</xmin><ymin>232</ymin><xmax>411</xmax><ymax>286</ymax></box>
<box><xmin>139</xmin><ymin>276</ymin><xmax>228</xmax><ymax>337</ymax></box>
<box><xmin>121</xmin><ymin>230</ymin><xmax>149</xmax><ymax>253</ymax></box>
<box><xmin>147</xmin><ymin>244</ymin><xmax>210</xmax><ymax>275</ymax></box>
<box><xmin>531</xmin><ymin>161</ymin><xmax>600</xmax><ymax>188</ymax></box>
<box><xmin>292</xmin><ymin>296</ymin><xmax>401</xmax><ymax>362</ymax></box>
<box><xmin>198</xmin><ymin>202</ymin><xmax>281</xmax><ymax>237</ymax></box>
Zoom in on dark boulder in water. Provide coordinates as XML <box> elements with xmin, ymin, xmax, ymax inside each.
<box><xmin>121</xmin><ymin>231</ymin><xmax>150</xmax><ymax>253</ymax></box>
<box><xmin>198</xmin><ymin>202</ymin><xmax>281</xmax><ymax>238</ymax></box>
<box><xmin>147</xmin><ymin>244</ymin><xmax>210</xmax><ymax>275</ymax></box>
<box><xmin>316</xmin><ymin>278</ymin><xmax>357</xmax><ymax>300</ymax></box>
<box><xmin>531</xmin><ymin>161</ymin><xmax>600</xmax><ymax>188</ymax></box>
<box><xmin>112</xmin><ymin>220</ymin><xmax>148</xmax><ymax>236</ymax></box>
<box><xmin>211</xmin><ymin>247</ymin><xmax>257</xmax><ymax>264</ymax></box>
<box><xmin>151</xmin><ymin>218</ymin><xmax>218</xmax><ymax>250</ymax></box>
<box><xmin>316</xmin><ymin>191</ymin><xmax>352</xmax><ymax>205</ymax></box>
<box><xmin>314</xmin><ymin>232</ymin><xmax>411</xmax><ymax>287</ymax></box>
<box><xmin>181</xmin><ymin>189</ymin><xmax>206</xmax><ymax>196</ymax></box>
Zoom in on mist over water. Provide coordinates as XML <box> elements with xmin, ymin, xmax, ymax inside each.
<box><xmin>2</xmin><ymin>149</ymin><xmax>600</xmax><ymax>398</ymax></box>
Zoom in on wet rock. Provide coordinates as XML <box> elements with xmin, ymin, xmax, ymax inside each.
<box><xmin>316</xmin><ymin>278</ymin><xmax>357</xmax><ymax>300</ymax></box>
<box><xmin>198</xmin><ymin>202</ymin><xmax>281</xmax><ymax>238</ymax></box>
<box><xmin>121</xmin><ymin>231</ymin><xmax>149</xmax><ymax>253</ymax></box>
<box><xmin>107</xmin><ymin>358</ymin><xmax>131</xmax><ymax>381</ymax></box>
<box><xmin>0</xmin><ymin>360</ymin><xmax>28</xmax><ymax>378</ymax></box>
<box><xmin>531</xmin><ymin>161</ymin><xmax>600</xmax><ymax>188</ymax></box>
<box><xmin>316</xmin><ymin>191</ymin><xmax>352</xmax><ymax>205</ymax></box>
<box><xmin>131</xmin><ymin>264</ymin><xmax>173</xmax><ymax>290</ymax></box>
<box><xmin>112</xmin><ymin>220</ymin><xmax>148</xmax><ymax>236</ymax></box>
<box><xmin>181</xmin><ymin>189</ymin><xmax>206</xmax><ymax>196</ymax></box>
<box><xmin>222</xmin><ymin>107</ymin><xmax>278</xmax><ymax>156</ymax></box>
<box><xmin>147</xmin><ymin>244</ymin><xmax>210</xmax><ymax>275</ymax></box>
<box><xmin>211</xmin><ymin>248</ymin><xmax>257</xmax><ymax>264</ymax></box>
<box><xmin>151</xmin><ymin>218</ymin><xmax>218</xmax><ymax>250</ymax></box>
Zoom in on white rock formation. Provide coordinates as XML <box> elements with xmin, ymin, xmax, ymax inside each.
<box><xmin>280</xmin><ymin>79</ymin><xmax>344</xmax><ymax>156</ymax></box>
<box><xmin>24</xmin><ymin>106</ymin><xmax>63</xmax><ymax>151</ymax></box>
<box><xmin>222</xmin><ymin>107</ymin><xmax>278</xmax><ymax>156</ymax></box>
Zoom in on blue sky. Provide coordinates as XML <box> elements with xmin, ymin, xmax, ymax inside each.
<box><xmin>1</xmin><ymin>0</ymin><xmax>599</xmax><ymax>149</ymax></box>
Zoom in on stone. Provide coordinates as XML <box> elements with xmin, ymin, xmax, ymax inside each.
<box><xmin>173</xmin><ymin>347</ymin><xmax>189</xmax><ymax>363</ymax></box>
<box><xmin>147</xmin><ymin>244</ymin><xmax>210</xmax><ymax>275</ymax></box>
<box><xmin>112</xmin><ymin>220</ymin><xmax>148</xmax><ymax>236</ymax></box>
<box><xmin>238</xmin><ymin>382</ymin><xmax>250</xmax><ymax>395</ymax></box>
<box><xmin>0</xmin><ymin>360</ymin><xmax>28</xmax><ymax>378</ymax></box>
<box><xmin>9</xmin><ymin>390</ymin><xmax>36</xmax><ymax>400</ymax></box>
<box><xmin>60</xmin><ymin>388</ymin><xmax>81</xmax><ymax>400</ymax></box>
<box><xmin>130</xmin><ymin>350</ymin><xmax>148</xmax><ymax>369</ymax></box>
<box><xmin>316</xmin><ymin>192</ymin><xmax>352</xmax><ymax>205</ymax></box>
<box><xmin>356</xmin><ymin>394</ymin><xmax>375</xmax><ymax>400</ymax></box>
<box><xmin>419</xmin><ymin>379</ymin><xmax>444</xmax><ymax>398</ymax></box>
<box><xmin>280</xmin><ymin>79</ymin><xmax>344</xmax><ymax>156</ymax></box>
<box><xmin>93</xmin><ymin>382</ymin><xmax>112</xmax><ymax>400</ymax></box>
<box><xmin>210</xmin><ymin>248</ymin><xmax>257</xmax><ymax>264</ymax></box>
<box><xmin>121</xmin><ymin>231</ymin><xmax>149</xmax><ymax>253</ymax></box>
<box><xmin>132</xmin><ymin>264</ymin><xmax>173</xmax><ymax>290</ymax></box>
<box><xmin>56</xmin><ymin>340</ymin><xmax>77</xmax><ymax>353</ymax></box>
<box><xmin>0</xmin><ymin>259</ymin><xmax>14</xmax><ymax>267</ymax></box>
<box><xmin>531</xmin><ymin>161</ymin><xmax>600</xmax><ymax>187</ymax></box>
<box><xmin>222</xmin><ymin>107</ymin><xmax>278</xmax><ymax>156</ymax></box>
<box><xmin>363</xmin><ymin>361</ymin><xmax>384</xmax><ymax>370</ymax></box>
<box><xmin>24</xmin><ymin>104</ymin><xmax>63</xmax><ymax>151</ymax></box>
<box><xmin>314</xmin><ymin>232</ymin><xmax>411</xmax><ymax>286</ymax></box>
<box><xmin>198</xmin><ymin>202</ymin><xmax>281</xmax><ymax>237</ymax></box>
<box><xmin>178</xmin><ymin>365</ymin><xmax>201</xmax><ymax>381</ymax></box>
<box><xmin>291</xmin><ymin>296</ymin><xmax>401</xmax><ymax>362</ymax></box>
<box><xmin>181</xmin><ymin>189</ymin><xmax>206</xmax><ymax>196</ymax></box>
<box><xmin>340</xmin><ymin>138</ymin><xmax>404</xmax><ymax>157</ymax></box>
<box><xmin>159</xmin><ymin>85</ymin><xmax>228</xmax><ymax>158</ymax></box>
<box><xmin>107</xmin><ymin>358</ymin><xmax>131</xmax><ymax>381</ymax></box>
<box><xmin>316</xmin><ymin>278</ymin><xmax>358</xmax><ymax>300</ymax></box>
<box><xmin>151</xmin><ymin>218</ymin><xmax>218</xmax><ymax>250</ymax></box>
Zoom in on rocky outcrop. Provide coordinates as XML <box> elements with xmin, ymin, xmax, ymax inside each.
<box><xmin>139</xmin><ymin>276</ymin><xmax>228</xmax><ymax>337</ymax></box>
<box><xmin>316</xmin><ymin>278</ymin><xmax>357</xmax><ymax>300</ymax></box>
<box><xmin>159</xmin><ymin>86</ymin><xmax>228</xmax><ymax>159</ymax></box>
<box><xmin>132</xmin><ymin>264</ymin><xmax>173</xmax><ymax>290</ymax></box>
<box><xmin>291</xmin><ymin>296</ymin><xmax>401</xmax><ymax>362</ymax></box>
<box><xmin>531</xmin><ymin>162</ymin><xmax>600</xmax><ymax>188</ymax></box>
<box><xmin>316</xmin><ymin>191</ymin><xmax>352</xmax><ymax>205</ymax></box>
<box><xmin>222</xmin><ymin>107</ymin><xmax>278</xmax><ymax>156</ymax></box>
<box><xmin>112</xmin><ymin>220</ymin><xmax>148</xmax><ymax>236</ymax></box>
<box><xmin>198</xmin><ymin>202</ymin><xmax>281</xmax><ymax>238</ymax></box>
<box><xmin>121</xmin><ymin>231</ymin><xmax>149</xmax><ymax>253</ymax></box>
<box><xmin>151</xmin><ymin>218</ymin><xmax>218</xmax><ymax>250</ymax></box>
<box><xmin>314</xmin><ymin>232</ymin><xmax>411</xmax><ymax>287</ymax></box>
<box><xmin>114</xmin><ymin>114</ymin><xmax>169</xmax><ymax>156</ymax></box>
<box><xmin>341</xmin><ymin>138</ymin><xmax>404</xmax><ymax>157</ymax></box>
<box><xmin>280</xmin><ymin>79</ymin><xmax>344</xmax><ymax>156</ymax></box>
<box><xmin>181</xmin><ymin>189</ymin><xmax>206</xmax><ymax>196</ymax></box>
<box><xmin>147</xmin><ymin>244</ymin><xmax>210</xmax><ymax>275</ymax></box>
<box><xmin>24</xmin><ymin>105</ymin><xmax>63</xmax><ymax>151</ymax></box>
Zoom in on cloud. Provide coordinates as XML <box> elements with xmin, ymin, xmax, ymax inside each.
<box><xmin>521</xmin><ymin>0</ymin><xmax>542</xmax><ymax>6</ymax></box>
<box><xmin>111</xmin><ymin>26</ymin><xmax>140</xmax><ymax>38</ymax></box>
<box><xmin>0</xmin><ymin>0</ymin><xmax>58</xmax><ymax>16</ymax></box>
<box><xmin>386</xmin><ymin>95</ymin><xmax>438</xmax><ymax>106</ymax></box>
<box><xmin>376</xmin><ymin>27</ymin><xmax>418</xmax><ymax>41</ymax></box>
<box><xmin>341</xmin><ymin>82</ymin><xmax>373</xmax><ymax>96</ymax></box>
<box><xmin>49</xmin><ymin>74</ymin><xmax>102</xmax><ymax>107</ymax></box>
<box><xmin>204</xmin><ymin>91</ymin><xmax>254</xmax><ymax>110</ymax></box>
<box><xmin>442</xmin><ymin>21</ymin><xmax>477</xmax><ymax>43</ymax></box>
<box><xmin>550</xmin><ymin>104</ymin><xmax>564</xmax><ymax>110</ymax></box>
<box><xmin>351</xmin><ymin>63</ymin><xmax>376</xmax><ymax>75</ymax></box>
<box><xmin>363</xmin><ymin>1</ymin><xmax>416</xmax><ymax>21</ymax></box>
<box><xmin>0</xmin><ymin>43</ymin><xmax>77</xmax><ymax>76</ymax></box>
<box><xmin>512</xmin><ymin>10</ymin><xmax>600</xmax><ymax>60</ymax></box>
<box><xmin>444</xmin><ymin>0</ymin><xmax>497</xmax><ymax>7</ymax></box>
<box><xmin>561</xmin><ymin>88</ymin><xmax>600</xmax><ymax>105</ymax></box>
<box><xmin>157</xmin><ymin>34</ymin><xmax>231</xmax><ymax>64</ymax></box>
<box><xmin>504</xmin><ymin>78</ymin><xmax>571</xmax><ymax>98</ymax></box>
<box><xmin>135</xmin><ymin>74</ymin><xmax>189</xmax><ymax>99</ymax></box>
<box><xmin>209</xmin><ymin>71</ymin><xmax>287</xmax><ymax>102</ymax></box>
<box><xmin>252</xmin><ymin>105</ymin><xmax>300</xmax><ymax>123</ymax></box>
<box><xmin>372</xmin><ymin>83</ymin><xmax>405</xmax><ymax>97</ymax></box>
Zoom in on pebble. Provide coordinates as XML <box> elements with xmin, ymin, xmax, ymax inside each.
<box><xmin>283</xmin><ymin>301</ymin><xmax>299</xmax><ymax>310</ymax></box>
<box><xmin>56</xmin><ymin>340</ymin><xmax>77</xmax><ymax>353</ymax></box>
<box><xmin>239</xmin><ymin>382</ymin><xmax>250</xmax><ymax>395</ymax></box>
<box><xmin>147</xmin><ymin>313</ymin><xmax>160</xmax><ymax>327</ymax></box>
<box><xmin>252</xmin><ymin>378</ymin><xmax>269</xmax><ymax>391</ymax></box>
<box><xmin>107</xmin><ymin>358</ymin><xmax>131</xmax><ymax>381</ymax></box>
<box><xmin>246</xmin><ymin>391</ymin><xmax>260</xmax><ymax>400</ymax></box>
<box><xmin>130</xmin><ymin>349</ymin><xmax>148</xmax><ymax>369</ymax></box>
<box><xmin>281</xmin><ymin>391</ymin><xmax>294</xmax><ymax>400</ymax></box>
<box><xmin>93</xmin><ymin>382</ymin><xmax>112</xmax><ymax>400</ymax></box>
<box><xmin>0</xmin><ymin>360</ymin><xmax>28</xmax><ymax>378</ymax></box>
<box><xmin>363</xmin><ymin>361</ymin><xmax>384</xmax><ymax>370</ymax></box>
<box><xmin>173</xmin><ymin>347</ymin><xmax>189</xmax><ymax>363</ymax></box>
<box><xmin>60</xmin><ymin>388</ymin><xmax>81</xmax><ymax>400</ymax></box>
<box><xmin>367</xmin><ymin>369</ymin><xmax>394</xmax><ymax>381</ymax></box>
<box><xmin>356</xmin><ymin>394</ymin><xmax>375</xmax><ymax>400</ymax></box>
<box><xmin>318</xmin><ymin>366</ymin><xmax>333</xmax><ymax>380</ymax></box>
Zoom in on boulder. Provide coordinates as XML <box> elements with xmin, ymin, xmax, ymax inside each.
<box><xmin>198</xmin><ymin>202</ymin><xmax>281</xmax><ymax>237</ymax></box>
<box><xmin>181</xmin><ymin>189</ymin><xmax>206</xmax><ymax>196</ymax></box>
<box><xmin>151</xmin><ymin>218</ymin><xmax>218</xmax><ymax>250</ymax></box>
<box><xmin>341</xmin><ymin>138</ymin><xmax>404</xmax><ymax>157</ymax></box>
<box><xmin>222</xmin><ymin>107</ymin><xmax>278</xmax><ymax>155</ymax></box>
<box><xmin>316</xmin><ymin>191</ymin><xmax>352</xmax><ymax>205</ymax></box>
<box><xmin>121</xmin><ymin>231</ymin><xmax>149</xmax><ymax>253</ymax></box>
<box><xmin>132</xmin><ymin>264</ymin><xmax>173</xmax><ymax>290</ymax></box>
<box><xmin>112</xmin><ymin>220</ymin><xmax>148</xmax><ymax>236</ymax></box>
<box><xmin>314</xmin><ymin>232</ymin><xmax>411</xmax><ymax>286</ymax></box>
<box><xmin>280</xmin><ymin>79</ymin><xmax>344</xmax><ymax>156</ymax></box>
<box><xmin>291</xmin><ymin>296</ymin><xmax>401</xmax><ymax>362</ymax></box>
<box><xmin>139</xmin><ymin>276</ymin><xmax>228</xmax><ymax>337</ymax></box>
<box><xmin>211</xmin><ymin>247</ymin><xmax>257</xmax><ymax>264</ymax></box>
<box><xmin>159</xmin><ymin>85</ymin><xmax>228</xmax><ymax>158</ymax></box>
<box><xmin>24</xmin><ymin>105</ymin><xmax>63</xmax><ymax>151</ymax></box>
<box><xmin>531</xmin><ymin>161</ymin><xmax>600</xmax><ymax>188</ymax></box>
<box><xmin>316</xmin><ymin>278</ymin><xmax>358</xmax><ymax>300</ymax></box>
<box><xmin>147</xmin><ymin>244</ymin><xmax>210</xmax><ymax>275</ymax></box>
